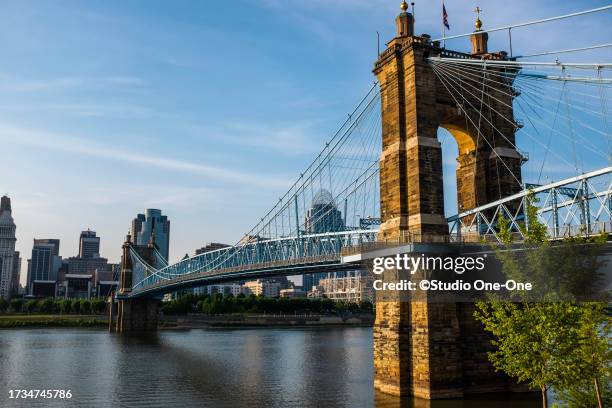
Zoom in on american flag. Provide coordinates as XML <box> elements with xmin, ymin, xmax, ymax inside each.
<box><xmin>443</xmin><ymin>3</ymin><xmax>450</xmax><ymax>30</ymax></box>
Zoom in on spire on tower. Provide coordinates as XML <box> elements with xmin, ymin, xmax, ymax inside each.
<box><xmin>0</xmin><ymin>195</ymin><xmax>11</xmax><ymax>215</ymax></box>
<box><xmin>395</xmin><ymin>0</ymin><xmax>414</xmax><ymax>37</ymax></box>
<box><xmin>470</xmin><ymin>6</ymin><xmax>488</xmax><ymax>55</ymax></box>
<box><xmin>474</xmin><ymin>6</ymin><xmax>483</xmax><ymax>31</ymax></box>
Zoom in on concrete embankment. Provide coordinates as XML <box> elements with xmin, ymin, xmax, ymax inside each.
<box><xmin>161</xmin><ymin>314</ymin><xmax>374</xmax><ymax>329</ymax></box>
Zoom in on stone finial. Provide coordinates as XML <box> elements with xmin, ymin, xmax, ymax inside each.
<box><xmin>396</xmin><ymin>1</ymin><xmax>414</xmax><ymax>37</ymax></box>
<box><xmin>470</xmin><ymin>7</ymin><xmax>488</xmax><ymax>55</ymax></box>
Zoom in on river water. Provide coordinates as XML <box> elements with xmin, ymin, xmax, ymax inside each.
<box><xmin>0</xmin><ymin>327</ymin><xmax>540</xmax><ymax>407</ymax></box>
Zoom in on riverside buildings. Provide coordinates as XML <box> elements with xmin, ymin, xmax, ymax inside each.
<box><xmin>302</xmin><ymin>190</ymin><xmax>346</xmax><ymax>291</ymax></box>
<box><xmin>26</xmin><ymin>231</ymin><xmax>118</xmax><ymax>299</ymax></box>
<box><xmin>0</xmin><ymin>196</ymin><xmax>19</xmax><ymax>300</ymax></box>
<box><xmin>243</xmin><ymin>279</ymin><xmax>282</xmax><ymax>297</ymax></box>
<box><xmin>79</xmin><ymin>229</ymin><xmax>100</xmax><ymax>258</ymax></box>
<box><xmin>27</xmin><ymin>239</ymin><xmax>61</xmax><ymax>297</ymax></box>
<box><xmin>316</xmin><ymin>274</ymin><xmax>374</xmax><ymax>303</ymax></box>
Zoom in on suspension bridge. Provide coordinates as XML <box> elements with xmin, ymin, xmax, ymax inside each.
<box><xmin>110</xmin><ymin>2</ymin><xmax>612</xmax><ymax>400</ymax></box>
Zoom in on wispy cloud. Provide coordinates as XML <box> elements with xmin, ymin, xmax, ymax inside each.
<box><xmin>184</xmin><ymin>120</ymin><xmax>320</xmax><ymax>155</ymax></box>
<box><xmin>0</xmin><ymin>124</ymin><xmax>292</xmax><ymax>188</ymax></box>
<box><xmin>0</xmin><ymin>75</ymin><xmax>145</xmax><ymax>92</ymax></box>
<box><xmin>0</xmin><ymin>101</ymin><xmax>154</xmax><ymax>118</ymax></box>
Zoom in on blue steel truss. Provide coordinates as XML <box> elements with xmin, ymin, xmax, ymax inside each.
<box><xmin>128</xmin><ymin>230</ymin><xmax>377</xmax><ymax>298</ymax></box>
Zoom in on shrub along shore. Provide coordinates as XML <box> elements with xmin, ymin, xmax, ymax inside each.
<box><xmin>0</xmin><ymin>298</ymin><xmax>108</xmax><ymax>328</ymax></box>
<box><xmin>0</xmin><ymin>294</ymin><xmax>375</xmax><ymax>328</ymax></box>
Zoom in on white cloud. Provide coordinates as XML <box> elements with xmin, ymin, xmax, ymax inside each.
<box><xmin>0</xmin><ymin>75</ymin><xmax>145</xmax><ymax>92</ymax></box>
<box><xmin>184</xmin><ymin>120</ymin><xmax>321</xmax><ymax>155</ymax></box>
<box><xmin>0</xmin><ymin>101</ymin><xmax>153</xmax><ymax>118</ymax></box>
<box><xmin>0</xmin><ymin>124</ymin><xmax>292</xmax><ymax>188</ymax></box>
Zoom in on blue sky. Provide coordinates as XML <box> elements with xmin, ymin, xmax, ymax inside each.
<box><xmin>0</xmin><ymin>0</ymin><xmax>610</xmax><ymax>284</ymax></box>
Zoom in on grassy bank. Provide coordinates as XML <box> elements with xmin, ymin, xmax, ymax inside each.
<box><xmin>0</xmin><ymin>314</ymin><xmax>108</xmax><ymax>328</ymax></box>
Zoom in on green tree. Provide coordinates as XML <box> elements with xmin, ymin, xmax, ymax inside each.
<box><xmin>58</xmin><ymin>299</ymin><xmax>71</xmax><ymax>314</ymax></box>
<box><xmin>91</xmin><ymin>298</ymin><xmax>106</xmax><ymax>314</ymax></box>
<box><xmin>555</xmin><ymin>303</ymin><xmax>611</xmax><ymax>408</ymax></box>
<box><xmin>358</xmin><ymin>301</ymin><xmax>374</xmax><ymax>313</ymax></box>
<box><xmin>38</xmin><ymin>298</ymin><xmax>54</xmax><ymax>314</ymax></box>
<box><xmin>80</xmin><ymin>299</ymin><xmax>92</xmax><ymax>314</ymax></box>
<box><xmin>476</xmin><ymin>195</ymin><xmax>610</xmax><ymax>408</ymax></box>
<box><xmin>10</xmin><ymin>298</ymin><xmax>24</xmax><ymax>313</ymax></box>
<box><xmin>0</xmin><ymin>298</ymin><xmax>8</xmax><ymax>313</ymax></box>
<box><xmin>476</xmin><ymin>301</ymin><xmax>585</xmax><ymax>407</ymax></box>
<box><xmin>71</xmin><ymin>299</ymin><xmax>81</xmax><ymax>314</ymax></box>
<box><xmin>23</xmin><ymin>299</ymin><xmax>37</xmax><ymax>314</ymax></box>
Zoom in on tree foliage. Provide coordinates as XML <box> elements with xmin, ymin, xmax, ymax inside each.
<box><xmin>160</xmin><ymin>293</ymin><xmax>373</xmax><ymax>316</ymax></box>
<box><xmin>476</xmin><ymin>194</ymin><xmax>611</xmax><ymax>408</ymax></box>
<box><xmin>0</xmin><ymin>297</ymin><xmax>108</xmax><ymax>315</ymax></box>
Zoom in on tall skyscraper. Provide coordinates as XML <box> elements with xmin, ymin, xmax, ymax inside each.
<box><xmin>0</xmin><ymin>195</ymin><xmax>17</xmax><ymax>300</ymax></box>
<box><xmin>27</xmin><ymin>239</ymin><xmax>61</xmax><ymax>297</ymax></box>
<box><xmin>79</xmin><ymin>230</ymin><xmax>100</xmax><ymax>259</ymax></box>
<box><xmin>304</xmin><ymin>189</ymin><xmax>344</xmax><ymax>234</ymax></box>
<box><xmin>11</xmin><ymin>251</ymin><xmax>21</xmax><ymax>298</ymax></box>
<box><xmin>131</xmin><ymin>209</ymin><xmax>170</xmax><ymax>261</ymax></box>
<box><xmin>302</xmin><ymin>190</ymin><xmax>345</xmax><ymax>291</ymax></box>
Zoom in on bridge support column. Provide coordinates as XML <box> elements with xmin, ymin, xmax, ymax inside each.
<box><xmin>374</xmin><ymin>300</ymin><xmax>464</xmax><ymax>398</ymax></box>
<box><xmin>374</xmin><ymin>254</ymin><xmax>513</xmax><ymax>399</ymax></box>
<box><xmin>112</xmin><ymin>234</ymin><xmax>161</xmax><ymax>333</ymax></box>
<box><xmin>116</xmin><ymin>298</ymin><xmax>159</xmax><ymax>333</ymax></box>
<box><xmin>372</xmin><ymin>5</ymin><xmax>523</xmax><ymax>399</ymax></box>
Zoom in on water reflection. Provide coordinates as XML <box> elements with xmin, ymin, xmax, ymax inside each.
<box><xmin>0</xmin><ymin>328</ymin><xmax>539</xmax><ymax>407</ymax></box>
<box><xmin>375</xmin><ymin>392</ymin><xmax>541</xmax><ymax>408</ymax></box>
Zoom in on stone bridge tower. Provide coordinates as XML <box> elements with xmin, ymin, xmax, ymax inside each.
<box><xmin>110</xmin><ymin>234</ymin><xmax>160</xmax><ymax>332</ymax></box>
<box><xmin>373</xmin><ymin>2</ymin><xmax>523</xmax><ymax>399</ymax></box>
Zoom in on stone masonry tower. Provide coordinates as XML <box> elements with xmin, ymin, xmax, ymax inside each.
<box><xmin>372</xmin><ymin>2</ymin><xmax>523</xmax><ymax>399</ymax></box>
<box><xmin>111</xmin><ymin>234</ymin><xmax>160</xmax><ymax>332</ymax></box>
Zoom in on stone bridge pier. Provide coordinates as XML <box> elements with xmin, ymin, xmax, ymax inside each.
<box><xmin>373</xmin><ymin>3</ymin><xmax>523</xmax><ymax>399</ymax></box>
<box><xmin>108</xmin><ymin>235</ymin><xmax>160</xmax><ymax>333</ymax></box>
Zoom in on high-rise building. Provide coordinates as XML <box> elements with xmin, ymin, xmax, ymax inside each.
<box><xmin>131</xmin><ymin>209</ymin><xmax>170</xmax><ymax>261</ymax></box>
<box><xmin>79</xmin><ymin>229</ymin><xmax>100</xmax><ymax>259</ymax></box>
<box><xmin>0</xmin><ymin>196</ymin><xmax>17</xmax><ymax>300</ymax></box>
<box><xmin>11</xmin><ymin>251</ymin><xmax>21</xmax><ymax>298</ymax></box>
<box><xmin>57</xmin><ymin>230</ymin><xmax>113</xmax><ymax>299</ymax></box>
<box><xmin>302</xmin><ymin>190</ymin><xmax>346</xmax><ymax>291</ymax></box>
<box><xmin>27</xmin><ymin>239</ymin><xmax>62</xmax><ymax>297</ymax></box>
<box><xmin>304</xmin><ymin>190</ymin><xmax>344</xmax><ymax>234</ymax></box>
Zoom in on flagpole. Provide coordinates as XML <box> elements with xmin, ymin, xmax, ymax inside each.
<box><xmin>442</xmin><ymin>0</ymin><xmax>446</xmax><ymax>48</ymax></box>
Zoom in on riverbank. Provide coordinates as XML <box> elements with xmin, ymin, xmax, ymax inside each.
<box><xmin>161</xmin><ymin>313</ymin><xmax>374</xmax><ymax>329</ymax></box>
<box><xmin>0</xmin><ymin>314</ymin><xmax>108</xmax><ymax>328</ymax></box>
<box><xmin>0</xmin><ymin>313</ymin><xmax>374</xmax><ymax>329</ymax></box>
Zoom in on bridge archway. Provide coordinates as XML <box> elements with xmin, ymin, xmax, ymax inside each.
<box><xmin>375</xmin><ymin>41</ymin><xmax>523</xmax><ymax>240</ymax></box>
<box><xmin>438</xmin><ymin>113</ymin><xmax>484</xmax><ymax>215</ymax></box>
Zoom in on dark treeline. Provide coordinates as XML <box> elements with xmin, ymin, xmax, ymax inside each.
<box><xmin>161</xmin><ymin>293</ymin><xmax>374</xmax><ymax>315</ymax></box>
<box><xmin>0</xmin><ymin>298</ymin><xmax>106</xmax><ymax>315</ymax></box>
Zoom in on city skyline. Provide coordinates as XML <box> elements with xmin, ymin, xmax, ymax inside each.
<box><xmin>1</xmin><ymin>0</ymin><xmax>610</xmax><ymax>284</ymax></box>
